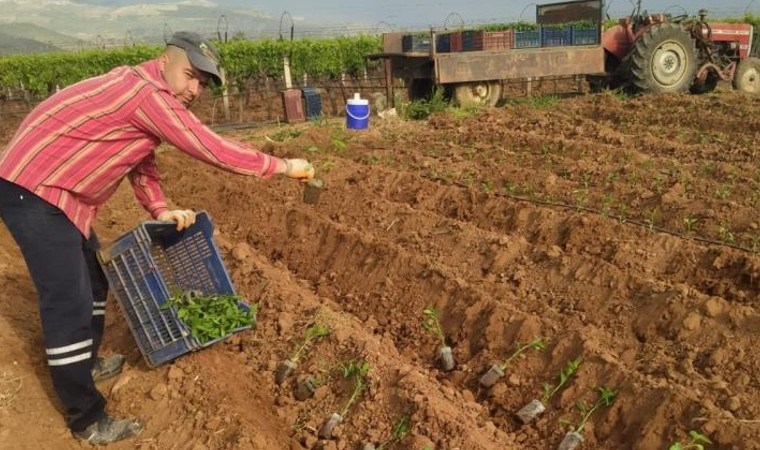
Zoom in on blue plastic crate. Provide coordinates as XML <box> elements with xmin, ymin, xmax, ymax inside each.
<box><xmin>98</xmin><ymin>211</ymin><xmax>253</xmax><ymax>367</ymax></box>
<box><xmin>301</xmin><ymin>88</ymin><xmax>322</xmax><ymax>121</ymax></box>
<box><xmin>436</xmin><ymin>33</ymin><xmax>451</xmax><ymax>53</ymax></box>
<box><xmin>571</xmin><ymin>26</ymin><xmax>600</xmax><ymax>45</ymax></box>
<box><xmin>514</xmin><ymin>30</ymin><xmax>540</xmax><ymax>48</ymax></box>
<box><xmin>541</xmin><ymin>26</ymin><xmax>573</xmax><ymax>47</ymax></box>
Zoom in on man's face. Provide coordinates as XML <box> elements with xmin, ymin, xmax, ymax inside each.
<box><xmin>159</xmin><ymin>50</ymin><xmax>210</xmax><ymax>107</ymax></box>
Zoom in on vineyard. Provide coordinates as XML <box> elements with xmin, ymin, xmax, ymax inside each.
<box><xmin>0</xmin><ymin>16</ymin><xmax>760</xmax><ymax>450</ymax></box>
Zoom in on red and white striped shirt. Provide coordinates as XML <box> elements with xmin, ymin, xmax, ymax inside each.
<box><xmin>0</xmin><ymin>59</ymin><xmax>280</xmax><ymax>237</ymax></box>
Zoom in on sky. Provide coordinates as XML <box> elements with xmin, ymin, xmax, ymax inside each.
<box><xmin>0</xmin><ymin>0</ymin><xmax>756</xmax><ymax>42</ymax></box>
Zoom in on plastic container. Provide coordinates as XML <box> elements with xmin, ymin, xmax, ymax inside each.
<box><xmin>402</xmin><ymin>34</ymin><xmax>431</xmax><ymax>53</ymax></box>
<box><xmin>514</xmin><ymin>30</ymin><xmax>541</xmax><ymax>48</ymax></box>
<box><xmin>275</xmin><ymin>360</ymin><xmax>297</xmax><ymax>385</ymax></box>
<box><xmin>558</xmin><ymin>431</ymin><xmax>584</xmax><ymax>450</ymax></box>
<box><xmin>438</xmin><ymin>345</ymin><xmax>455</xmax><ymax>371</ymax></box>
<box><xmin>282</xmin><ymin>88</ymin><xmax>305</xmax><ymax>123</ymax></box>
<box><xmin>301</xmin><ymin>87</ymin><xmax>322</xmax><ymax>121</ymax></box>
<box><xmin>97</xmin><ymin>211</ymin><xmax>253</xmax><ymax>367</ymax></box>
<box><xmin>515</xmin><ymin>398</ymin><xmax>546</xmax><ymax>424</ymax></box>
<box><xmin>571</xmin><ymin>25</ymin><xmax>600</xmax><ymax>45</ymax></box>
<box><xmin>319</xmin><ymin>412</ymin><xmax>343</xmax><ymax>439</ymax></box>
<box><xmin>541</xmin><ymin>25</ymin><xmax>573</xmax><ymax>47</ymax></box>
<box><xmin>346</xmin><ymin>93</ymin><xmax>370</xmax><ymax>130</ymax></box>
<box><xmin>436</xmin><ymin>33</ymin><xmax>451</xmax><ymax>53</ymax></box>
<box><xmin>479</xmin><ymin>364</ymin><xmax>505</xmax><ymax>388</ymax></box>
<box><xmin>303</xmin><ymin>178</ymin><xmax>324</xmax><ymax>205</ymax></box>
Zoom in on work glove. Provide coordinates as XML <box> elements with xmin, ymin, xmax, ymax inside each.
<box><xmin>157</xmin><ymin>209</ymin><xmax>196</xmax><ymax>231</ymax></box>
<box><xmin>284</xmin><ymin>158</ymin><xmax>315</xmax><ymax>182</ymax></box>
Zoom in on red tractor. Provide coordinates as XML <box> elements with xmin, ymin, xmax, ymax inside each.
<box><xmin>602</xmin><ymin>1</ymin><xmax>760</xmax><ymax>94</ymax></box>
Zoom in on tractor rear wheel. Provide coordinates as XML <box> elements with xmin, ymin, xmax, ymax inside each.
<box><xmin>452</xmin><ymin>81</ymin><xmax>501</xmax><ymax>107</ymax></box>
<box><xmin>629</xmin><ymin>23</ymin><xmax>697</xmax><ymax>94</ymax></box>
<box><xmin>732</xmin><ymin>57</ymin><xmax>760</xmax><ymax>94</ymax></box>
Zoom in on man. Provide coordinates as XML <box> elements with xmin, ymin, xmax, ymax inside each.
<box><xmin>0</xmin><ymin>31</ymin><xmax>314</xmax><ymax>444</ymax></box>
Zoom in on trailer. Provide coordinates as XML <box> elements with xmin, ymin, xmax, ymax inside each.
<box><xmin>371</xmin><ymin>0</ymin><xmax>760</xmax><ymax>106</ymax></box>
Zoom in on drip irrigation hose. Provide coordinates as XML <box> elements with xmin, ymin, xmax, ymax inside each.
<box><xmin>420</xmin><ymin>174</ymin><xmax>759</xmax><ymax>255</ymax></box>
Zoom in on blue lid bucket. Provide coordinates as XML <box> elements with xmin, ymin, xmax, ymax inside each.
<box><xmin>346</xmin><ymin>93</ymin><xmax>370</xmax><ymax>130</ymax></box>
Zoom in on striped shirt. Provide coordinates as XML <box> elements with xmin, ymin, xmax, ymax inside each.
<box><xmin>0</xmin><ymin>59</ymin><xmax>280</xmax><ymax>237</ymax></box>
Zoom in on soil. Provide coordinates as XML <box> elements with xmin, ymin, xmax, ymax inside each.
<box><xmin>1</xmin><ymin>84</ymin><xmax>759</xmax><ymax>450</ymax></box>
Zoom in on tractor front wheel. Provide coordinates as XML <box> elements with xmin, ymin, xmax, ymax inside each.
<box><xmin>629</xmin><ymin>23</ymin><xmax>697</xmax><ymax>94</ymax></box>
<box><xmin>732</xmin><ymin>57</ymin><xmax>760</xmax><ymax>94</ymax></box>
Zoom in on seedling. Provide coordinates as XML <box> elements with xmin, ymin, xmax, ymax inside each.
<box><xmin>363</xmin><ymin>415</ymin><xmax>411</xmax><ymax>450</ymax></box>
<box><xmin>557</xmin><ymin>386</ymin><xmax>617</xmax><ymax>450</ymax></box>
<box><xmin>318</xmin><ymin>360</ymin><xmax>370</xmax><ymax>439</ymax></box>
<box><xmin>293</xmin><ymin>360</ymin><xmax>340</xmax><ymax>401</ymax></box>
<box><xmin>275</xmin><ymin>322</ymin><xmax>330</xmax><ymax>385</ymax></box>
<box><xmin>423</xmin><ymin>307</ymin><xmax>455</xmax><ymax>371</ymax></box>
<box><xmin>516</xmin><ymin>356</ymin><xmax>582</xmax><ymax>424</ymax></box>
<box><xmin>479</xmin><ymin>338</ymin><xmax>546</xmax><ymax>388</ymax></box>
<box><xmin>162</xmin><ymin>290</ymin><xmax>255</xmax><ymax>344</ymax></box>
<box><xmin>669</xmin><ymin>430</ymin><xmax>712</xmax><ymax>450</ymax></box>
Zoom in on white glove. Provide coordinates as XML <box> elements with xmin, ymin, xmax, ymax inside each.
<box><xmin>157</xmin><ymin>209</ymin><xmax>196</xmax><ymax>231</ymax></box>
<box><xmin>284</xmin><ymin>158</ymin><xmax>315</xmax><ymax>182</ymax></box>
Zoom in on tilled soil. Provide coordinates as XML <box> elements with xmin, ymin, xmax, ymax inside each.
<box><xmin>0</xmin><ymin>88</ymin><xmax>759</xmax><ymax>450</ymax></box>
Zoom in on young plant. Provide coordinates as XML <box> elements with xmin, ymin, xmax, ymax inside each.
<box><xmin>162</xmin><ymin>291</ymin><xmax>255</xmax><ymax>344</ymax></box>
<box><xmin>542</xmin><ymin>357</ymin><xmax>583</xmax><ymax>404</ymax></box>
<box><xmin>423</xmin><ymin>307</ymin><xmax>455</xmax><ymax>371</ymax></box>
<box><xmin>558</xmin><ymin>386</ymin><xmax>617</xmax><ymax>450</ymax></box>
<box><xmin>319</xmin><ymin>360</ymin><xmax>371</xmax><ymax>439</ymax></box>
<box><xmin>374</xmin><ymin>416</ymin><xmax>411</xmax><ymax>450</ymax></box>
<box><xmin>574</xmin><ymin>386</ymin><xmax>617</xmax><ymax>434</ymax></box>
<box><xmin>422</xmin><ymin>307</ymin><xmax>447</xmax><ymax>347</ymax></box>
<box><xmin>669</xmin><ymin>430</ymin><xmax>712</xmax><ymax>450</ymax></box>
<box><xmin>480</xmin><ymin>338</ymin><xmax>545</xmax><ymax>388</ymax></box>
<box><xmin>289</xmin><ymin>323</ymin><xmax>330</xmax><ymax>365</ymax></box>
<box><xmin>275</xmin><ymin>322</ymin><xmax>330</xmax><ymax>385</ymax></box>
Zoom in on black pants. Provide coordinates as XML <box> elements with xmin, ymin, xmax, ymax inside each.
<box><xmin>0</xmin><ymin>178</ymin><xmax>107</xmax><ymax>432</ymax></box>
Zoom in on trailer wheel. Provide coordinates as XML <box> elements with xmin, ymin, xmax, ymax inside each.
<box><xmin>732</xmin><ymin>57</ymin><xmax>760</xmax><ymax>94</ymax></box>
<box><xmin>452</xmin><ymin>81</ymin><xmax>501</xmax><ymax>107</ymax></box>
<box><xmin>629</xmin><ymin>23</ymin><xmax>697</xmax><ymax>94</ymax></box>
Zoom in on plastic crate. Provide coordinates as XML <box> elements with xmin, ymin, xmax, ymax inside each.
<box><xmin>402</xmin><ymin>34</ymin><xmax>431</xmax><ymax>53</ymax></box>
<box><xmin>449</xmin><ymin>31</ymin><xmax>463</xmax><ymax>52</ymax></box>
<box><xmin>301</xmin><ymin>87</ymin><xmax>322</xmax><ymax>121</ymax></box>
<box><xmin>462</xmin><ymin>30</ymin><xmax>482</xmax><ymax>51</ymax></box>
<box><xmin>436</xmin><ymin>33</ymin><xmax>451</xmax><ymax>53</ymax></box>
<box><xmin>98</xmin><ymin>211</ymin><xmax>253</xmax><ymax>367</ymax></box>
<box><xmin>282</xmin><ymin>88</ymin><xmax>305</xmax><ymax>123</ymax></box>
<box><xmin>514</xmin><ymin>30</ymin><xmax>541</xmax><ymax>48</ymax></box>
<box><xmin>541</xmin><ymin>26</ymin><xmax>573</xmax><ymax>47</ymax></box>
<box><xmin>481</xmin><ymin>30</ymin><xmax>514</xmax><ymax>51</ymax></box>
<box><xmin>571</xmin><ymin>26</ymin><xmax>600</xmax><ymax>45</ymax></box>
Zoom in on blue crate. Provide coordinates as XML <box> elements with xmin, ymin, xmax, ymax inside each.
<box><xmin>436</xmin><ymin>33</ymin><xmax>451</xmax><ymax>53</ymax></box>
<box><xmin>571</xmin><ymin>26</ymin><xmax>600</xmax><ymax>45</ymax></box>
<box><xmin>514</xmin><ymin>30</ymin><xmax>540</xmax><ymax>48</ymax></box>
<box><xmin>461</xmin><ymin>30</ymin><xmax>482</xmax><ymax>51</ymax></box>
<box><xmin>541</xmin><ymin>26</ymin><xmax>573</xmax><ymax>47</ymax></box>
<box><xmin>402</xmin><ymin>34</ymin><xmax>431</xmax><ymax>53</ymax></box>
<box><xmin>98</xmin><ymin>211</ymin><xmax>253</xmax><ymax>367</ymax></box>
<box><xmin>301</xmin><ymin>88</ymin><xmax>322</xmax><ymax>121</ymax></box>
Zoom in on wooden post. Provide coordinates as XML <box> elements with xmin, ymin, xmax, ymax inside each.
<box><xmin>384</xmin><ymin>59</ymin><xmax>394</xmax><ymax>108</ymax></box>
<box><xmin>283</xmin><ymin>56</ymin><xmax>293</xmax><ymax>89</ymax></box>
<box><xmin>526</xmin><ymin>77</ymin><xmax>532</xmax><ymax>97</ymax></box>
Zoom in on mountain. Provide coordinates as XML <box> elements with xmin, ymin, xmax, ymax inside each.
<box><xmin>0</xmin><ymin>33</ymin><xmax>61</xmax><ymax>56</ymax></box>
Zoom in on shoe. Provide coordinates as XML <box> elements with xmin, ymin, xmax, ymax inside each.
<box><xmin>91</xmin><ymin>354</ymin><xmax>126</xmax><ymax>383</ymax></box>
<box><xmin>74</xmin><ymin>414</ymin><xmax>143</xmax><ymax>445</ymax></box>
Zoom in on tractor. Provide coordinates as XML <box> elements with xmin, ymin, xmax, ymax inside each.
<box><xmin>601</xmin><ymin>1</ymin><xmax>760</xmax><ymax>94</ymax></box>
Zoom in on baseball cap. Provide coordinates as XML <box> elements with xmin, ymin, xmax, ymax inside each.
<box><xmin>167</xmin><ymin>31</ymin><xmax>224</xmax><ymax>86</ymax></box>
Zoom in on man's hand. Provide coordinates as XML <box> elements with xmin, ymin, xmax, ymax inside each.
<box><xmin>284</xmin><ymin>158</ymin><xmax>315</xmax><ymax>182</ymax></box>
<box><xmin>157</xmin><ymin>209</ymin><xmax>196</xmax><ymax>231</ymax></box>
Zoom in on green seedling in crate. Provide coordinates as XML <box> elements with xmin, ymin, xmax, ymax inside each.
<box><xmin>423</xmin><ymin>307</ymin><xmax>455</xmax><ymax>371</ymax></box>
<box><xmin>275</xmin><ymin>322</ymin><xmax>330</xmax><ymax>385</ymax></box>
<box><xmin>558</xmin><ymin>386</ymin><xmax>617</xmax><ymax>450</ymax></box>
<box><xmin>479</xmin><ymin>338</ymin><xmax>546</xmax><ymax>388</ymax></box>
<box><xmin>319</xmin><ymin>360</ymin><xmax>370</xmax><ymax>439</ymax></box>
<box><xmin>516</xmin><ymin>356</ymin><xmax>583</xmax><ymax>424</ymax></box>
<box><xmin>669</xmin><ymin>430</ymin><xmax>712</xmax><ymax>450</ymax></box>
<box><xmin>162</xmin><ymin>291</ymin><xmax>255</xmax><ymax>344</ymax></box>
<box><xmin>363</xmin><ymin>415</ymin><xmax>411</xmax><ymax>450</ymax></box>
